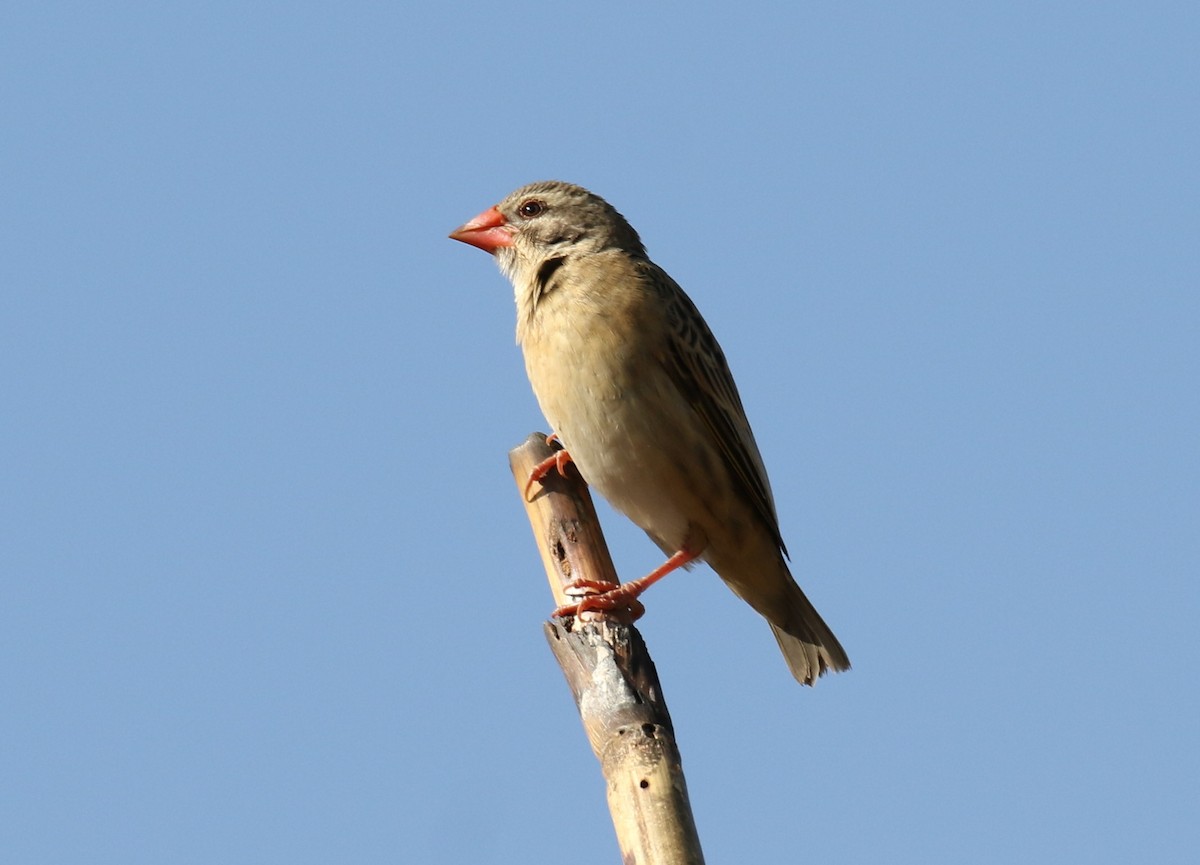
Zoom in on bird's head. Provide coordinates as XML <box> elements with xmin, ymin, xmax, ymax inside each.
<box><xmin>449</xmin><ymin>181</ymin><xmax>645</xmax><ymax>283</ymax></box>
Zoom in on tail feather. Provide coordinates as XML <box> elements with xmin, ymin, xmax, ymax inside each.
<box><xmin>769</xmin><ymin>583</ymin><xmax>851</xmax><ymax>686</ymax></box>
<box><xmin>711</xmin><ymin>551</ymin><xmax>850</xmax><ymax>685</ymax></box>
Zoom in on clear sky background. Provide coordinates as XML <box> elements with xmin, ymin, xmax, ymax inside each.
<box><xmin>3</xmin><ymin>3</ymin><xmax>1197</xmax><ymax>863</ymax></box>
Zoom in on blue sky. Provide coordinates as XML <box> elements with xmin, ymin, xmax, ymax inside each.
<box><xmin>3</xmin><ymin>2</ymin><xmax>1197</xmax><ymax>862</ymax></box>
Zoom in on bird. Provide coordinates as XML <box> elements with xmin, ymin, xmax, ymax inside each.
<box><xmin>449</xmin><ymin>181</ymin><xmax>849</xmax><ymax>685</ymax></box>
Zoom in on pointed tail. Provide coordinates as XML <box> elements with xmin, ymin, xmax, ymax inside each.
<box><xmin>769</xmin><ymin>581</ymin><xmax>851</xmax><ymax>686</ymax></box>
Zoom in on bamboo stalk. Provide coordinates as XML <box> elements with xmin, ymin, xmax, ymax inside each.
<box><xmin>509</xmin><ymin>433</ymin><xmax>705</xmax><ymax>865</ymax></box>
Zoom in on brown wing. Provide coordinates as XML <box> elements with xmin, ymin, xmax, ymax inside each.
<box><xmin>642</xmin><ymin>261</ymin><xmax>789</xmax><ymax>557</ymax></box>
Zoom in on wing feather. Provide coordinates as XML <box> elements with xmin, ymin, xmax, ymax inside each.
<box><xmin>642</xmin><ymin>262</ymin><xmax>788</xmax><ymax>556</ymax></box>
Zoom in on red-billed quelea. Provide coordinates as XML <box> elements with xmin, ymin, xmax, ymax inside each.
<box><xmin>450</xmin><ymin>181</ymin><xmax>850</xmax><ymax>685</ymax></box>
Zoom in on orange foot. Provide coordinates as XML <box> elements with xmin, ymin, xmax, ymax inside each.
<box><xmin>552</xmin><ymin>546</ymin><xmax>702</xmax><ymax>620</ymax></box>
<box><xmin>553</xmin><ymin>578</ymin><xmax>644</xmax><ymax>621</ymax></box>
<box><xmin>524</xmin><ymin>433</ymin><xmax>574</xmax><ymax>500</ymax></box>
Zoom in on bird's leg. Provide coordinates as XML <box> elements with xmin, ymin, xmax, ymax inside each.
<box><xmin>553</xmin><ymin>546</ymin><xmax>702</xmax><ymax>620</ymax></box>
<box><xmin>523</xmin><ymin>433</ymin><xmax>574</xmax><ymax>500</ymax></box>
<box><xmin>553</xmin><ymin>578</ymin><xmax>646</xmax><ymax>621</ymax></box>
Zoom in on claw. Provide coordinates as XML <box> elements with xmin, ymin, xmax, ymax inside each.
<box><xmin>523</xmin><ymin>435</ymin><xmax>574</xmax><ymax>500</ymax></box>
<box><xmin>551</xmin><ymin>546</ymin><xmax>701</xmax><ymax>622</ymax></box>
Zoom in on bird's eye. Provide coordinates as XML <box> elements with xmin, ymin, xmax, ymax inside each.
<box><xmin>518</xmin><ymin>199</ymin><xmax>546</xmax><ymax>218</ymax></box>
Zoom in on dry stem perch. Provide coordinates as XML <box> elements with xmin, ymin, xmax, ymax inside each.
<box><xmin>509</xmin><ymin>433</ymin><xmax>704</xmax><ymax>865</ymax></box>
